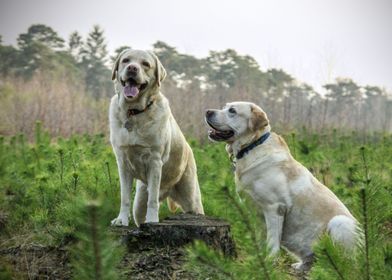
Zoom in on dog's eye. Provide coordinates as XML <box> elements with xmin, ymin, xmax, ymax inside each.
<box><xmin>229</xmin><ymin>108</ymin><xmax>236</xmax><ymax>114</ymax></box>
<box><xmin>142</xmin><ymin>61</ymin><xmax>151</xmax><ymax>68</ymax></box>
<box><xmin>122</xmin><ymin>58</ymin><xmax>130</xmax><ymax>63</ymax></box>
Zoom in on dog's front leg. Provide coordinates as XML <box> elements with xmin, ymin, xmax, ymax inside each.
<box><xmin>111</xmin><ymin>151</ymin><xmax>133</xmax><ymax>226</ymax></box>
<box><xmin>264</xmin><ymin>203</ymin><xmax>286</xmax><ymax>256</ymax></box>
<box><xmin>145</xmin><ymin>158</ymin><xmax>163</xmax><ymax>223</ymax></box>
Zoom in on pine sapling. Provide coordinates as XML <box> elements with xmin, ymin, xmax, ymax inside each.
<box><xmin>104</xmin><ymin>161</ymin><xmax>112</xmax><ymax>189</ymax></box>
<box><xmin>322</xmin><ymin>245</ymin><xmax>345</xmax><ymax>280</ymax></box>
<box><xmin>222</xmin><ymin>186</ymin><xmax>272</xmax><ymax>280</ymax></box>
<box><xmin>359</xmin><ymin>146</ymin><xmax>370</xmax><ymax>280</ymax></box>
<box><xmin>187</xmin><ymin>184</ymin><xmax>285</xmax><ymax>280</ymax></box>
<box><xmin>71</xmin><ymin>199</ymin><xmax>123</xmax><ymax>280</ymax></box>
<box><xmin>58</xmin><ymin>148</ymin><xmax>64</xmax><ymax>187</ymax></box>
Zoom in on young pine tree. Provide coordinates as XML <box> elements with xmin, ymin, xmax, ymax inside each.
<box><xmin>187</xmin><ymin>182</ymin><xmax>288</xmax><ymax>279</ymax></box>
<box><xmin>309</xmin><ymin>146</ymin><xmax>392</xmax><ymax>280</ymax></box>
<box><xmin>71</xmin><ymin>198</ymin><xmax>124</xmax><ymax>280</ymax></box>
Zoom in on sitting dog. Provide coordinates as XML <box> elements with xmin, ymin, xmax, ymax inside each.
<box><xmin>109</xmin><ymin>49</ymin><xmax>204</xmax><ymax>227</ymax></box>
<box><xmin>205</xmin><ymin>101</ymin><xmax>359</xmax><ymax>270</ymax></box>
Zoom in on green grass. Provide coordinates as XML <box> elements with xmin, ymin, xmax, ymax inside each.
<box><xmin>0</xmin><ymin>124</ymin><xmax>391</xmax><ymax>279</ymax></box>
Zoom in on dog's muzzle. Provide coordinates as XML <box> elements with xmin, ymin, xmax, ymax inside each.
<box><xmin>205</xmin><ymin>111</ymin><xmax>234</xmax><ymax>141</ymax></box>
<box><xmin>121</xmin><ymin>77</ymin><xmax>148</xmax><ymax>99</ymax></box>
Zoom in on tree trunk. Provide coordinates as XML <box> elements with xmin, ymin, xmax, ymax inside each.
<box><xmin>113</xmin><ymin>213</ymin><xmax>236</xmax><ymax>257</ymax></box>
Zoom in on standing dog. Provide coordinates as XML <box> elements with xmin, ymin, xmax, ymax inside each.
<box><xmin>110</xmin><ymin>49</ymin><xmax>204</xmax><ymax>227</ymax></box>
<box><xmin>205</xmin><ymin>101</ymin><xmax>359</xmax><ymax>270</ymax></box>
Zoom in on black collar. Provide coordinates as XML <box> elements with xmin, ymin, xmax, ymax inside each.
<box><xmin>127</xmin><ymin>101</ymin><xmax>154</xmax><ymax>117</ymax></box>
<box><xmin>236</xmin><ymin>132</ymin><xmax>270</xmax><ymax>160</ymax></box>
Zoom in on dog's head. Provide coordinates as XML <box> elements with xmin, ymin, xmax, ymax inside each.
<box><xmin>111</xmin><ymin>49</ymin><xmax>166</xmax><ymax>102</ymax></box>
<box><xmin>205</xmin><ymin>102</ymin><xmax>270</xmax><ymax>142</ymax></box>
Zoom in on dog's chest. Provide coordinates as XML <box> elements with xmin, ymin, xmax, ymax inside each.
<box><xmin>234</xmin><ymin>153</ymin><xmax>291</xmax><ymax>206</ymax></box>
<box><xmin>111</xmin><ymin>117</ymin><xmax>172</xmax><ymax>181</ymax></box>
<box><xmin>122</xmin><ymin>146</ymin><xmax>155</xmax><ymax>180</ymax></box>
<box><xmin>113</xmin><ymin>117</ymin><xmax>167</xmax><ymax>147</ymax></box>
<box><xmin>235</xmin><ymin>155</ymin><xmax>270</xmax><ymax>186</ymax></box>
<box><xmin>115</xmin><ymin>125</ymin><xmax>149</xmax><ymax>147</ymax></box>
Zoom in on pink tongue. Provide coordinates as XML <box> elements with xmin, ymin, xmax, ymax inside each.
<box><xmin>124</xmin><ymin>85</ymin><xmax>139</xmax><ymax>98</ymax></box>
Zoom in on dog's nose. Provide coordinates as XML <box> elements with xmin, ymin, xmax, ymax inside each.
<box><xmin>206</xmin><ymin>110</ymin><xmax>214</xmax><ymax>118</ymax></box>
<box><xmin>127</xmin><ymin>64</ymin><xmax>139</xmax><ymax>74</ymax></box>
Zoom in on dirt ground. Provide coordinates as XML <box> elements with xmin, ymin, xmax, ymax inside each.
<box><xmin>0</xmin><ymin>244</ymin><xmax>71</xmax><ymax>279</ymax></box>
<box><xmin>0</xmin><ymin>214</ymin><xmax>229</xmax><ymax>279</ymax></box>
<box><xmin>0</xmin><ymin>243</ymin><xmax>194</xmax><ymax>280</ymax></box>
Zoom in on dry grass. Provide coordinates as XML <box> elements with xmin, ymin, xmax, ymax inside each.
<box><xmin>0</xmin><ymin>73</ymin><xmax>108</xmax><ymax>139</ymax></box>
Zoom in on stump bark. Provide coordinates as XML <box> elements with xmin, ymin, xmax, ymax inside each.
<box><xmin>113</xmin><ymin>213</ymin><xmax>236</xmax><ymax>257</ymax></box>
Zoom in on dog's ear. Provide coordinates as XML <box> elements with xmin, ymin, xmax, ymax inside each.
<box><xmin>111</xmin><ymin>49</ymin><xmax>130</xmax><ymax>81</ymax></box>
<box><xmin>148</xmin><ymin>51</ymin><xmax>167</xmax><ymax>87</ymax></box>
<box><xmin>249</xmin><ymin>104</ymin><xmax>269</xmax><ymax>131</ymax></box>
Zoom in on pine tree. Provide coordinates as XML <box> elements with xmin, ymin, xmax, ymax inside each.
<box><xmin>68</xmin><ymin>31</ymin><xmax>83</xmax><ymax>63</ymax></box>
<box><xmin>0</xmin><ymin>38</ymin><xmax>19</xmax><ymax>76</ymax></box>
<box><xmin>15</xmin><ymin>24</ymin><xmax>65</xmax><ymax>76</ymax></box>
<box><xmin>309</xmin><ymin>146</ymin><xmax>392</xmax><ymax>279</ymax></box>
<box><xmin>187</xmin><ymin>185</ymin><xmax>288</xmax><ymax>279</ymax></box>
<box><xmin>17</xmin><ymin>24</ymin><xmax>65</xmax><ymax>51</ymax></box>
<box><xmin>80</xmin><ymin>25</ymin><xmax>111</xmax><ymax>98</ymax></box>
<box><xmin>71</xmin><ymin>198</ymin><xmax>124</xmax><ymax>280</ymax></box>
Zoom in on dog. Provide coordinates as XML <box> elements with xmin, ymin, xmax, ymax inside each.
<box><xmin>205</xmin><ymin>101</ymin><xmax>359</xmax><ymax>270</ymax></box>
<box><xmin>109</xmin><ymin>49</ymin><xmax>204</xmax><ymax>227</ymax></box>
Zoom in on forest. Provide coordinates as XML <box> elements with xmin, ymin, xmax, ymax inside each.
<box><xmin>0</xmin><ymin>24</ymin><xmax>391</xmax><ymax>279</ymax></box>
<box><xmin>1</xmin><ymin>24</ymin><xmax>391</xmax><ymax>140</ymax></box>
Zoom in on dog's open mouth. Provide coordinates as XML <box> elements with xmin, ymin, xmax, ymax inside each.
<box><xmin>207</xmin><ymin>121</ymin><xmax>234</xmax><ymax>141</ymax></box>
<box><xmin>121</xmin><ymin>78</ymin><xmax>148</xmax><ymax>98</ymax></box>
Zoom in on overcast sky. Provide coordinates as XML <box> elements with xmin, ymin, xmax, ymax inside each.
<box><xmin>1</xmin><ymin>0</ymin><xmax>391</xmax><ymax>92</ymax></box>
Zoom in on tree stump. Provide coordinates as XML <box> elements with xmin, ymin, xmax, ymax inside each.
<box><xmin>113</xmin><ymin>213</ymin><xmax>236</xmax><ymax>257</ymax></box>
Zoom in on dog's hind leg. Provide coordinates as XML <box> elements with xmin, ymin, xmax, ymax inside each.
<box><xmin>133</xmin><ymin>180</ymin><xmax>148</xmax><ymax>227</ymax></box>
<box><xmin>170</xmin><ymin>157</ymin><xmax>204</xmax><ymax>215</ymax></box>
<box><xmin>327</xmin><ymin>215</ymin><xmax>359</xmax><ymax>250</ymax></box>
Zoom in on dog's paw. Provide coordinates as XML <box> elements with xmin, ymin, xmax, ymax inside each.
<box><xmin>111</xmin><ymin>214</ymin><xmax>129</xmax><ymax>227</ymax></box>
<box><xmin>291</xmin><ymin>261</ymin><xmax>312</xmax><ymax>272</ymax></box>
<box><xmin>145</xmin><ymin>212</ymin><xmax>159</xmax><ymax>223</ymax></box>
<box><xmin>291</xmin><ymin>262</ymin><xmax>303</xmax><ymax>271</ymax></box>
<box><xmin>145</xmin><ymin>216</ymin><xmax>159</xmax><ymax>223</ymax></box>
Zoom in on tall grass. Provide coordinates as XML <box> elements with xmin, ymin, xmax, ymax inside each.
<box><xmin>0</xmin><ymin>74</ymin><xmax>108</xmax><ymax>139</ymax></box>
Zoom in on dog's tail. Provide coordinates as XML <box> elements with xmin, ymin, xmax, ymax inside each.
<box><xmin>327</xmin><ymin>215</ymin><xmax>361</xmax><ymax>250</ymax></box>
<box><xmin>167</xmin><ymin>197</ymin><xmax>179</xmax><ymax>213</ymax></box>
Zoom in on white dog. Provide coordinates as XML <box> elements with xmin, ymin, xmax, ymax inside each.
<box><xmin>109</xmin><ymin>49</ymin><xmax>204</xmax><ymax>227</ymax></box>
<box><xmin>205</xmin><ymin>101</ymin><xmax>359</xmax><ymax>270</ymax></box>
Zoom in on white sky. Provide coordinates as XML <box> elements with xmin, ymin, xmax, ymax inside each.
<box><xmin>1</xmin><ymin>0</ymin><xmax>391</xmax><ymax>92</ymax></box>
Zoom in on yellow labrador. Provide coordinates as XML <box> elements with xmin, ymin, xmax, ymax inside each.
<box><xmin>205</xmin><ymin>101</ymin><xmax>359</xmax><ymax>270</ymax></box>
<box><xmin>110</xmin><ymin>49</ymin><xmax>204</xmax><ymax>227</ymax></box>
